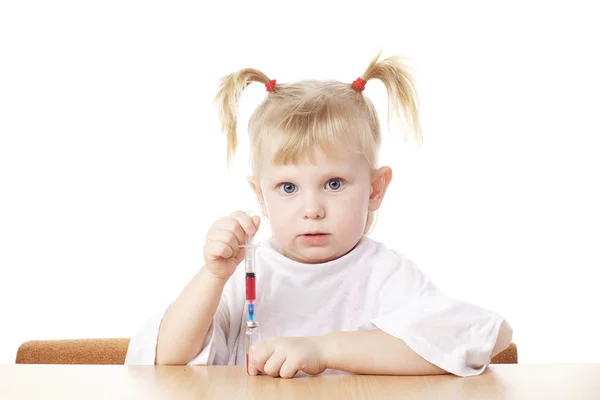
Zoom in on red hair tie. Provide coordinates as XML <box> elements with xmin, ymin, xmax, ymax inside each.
<box><xmin>352</xmin><ymin>77</ymin><xmax>367</xmax><ymax>91</ymax></box>
<box><xmin>265</xmin><ymin>79</ymin><xmax>276</xmax><ymax>92</ymax></box>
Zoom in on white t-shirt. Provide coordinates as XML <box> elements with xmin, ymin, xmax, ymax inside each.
<box><xmin>125</xmin><ymin>235</ymin><xmax>512</xmax><ymax>377</ymax></box>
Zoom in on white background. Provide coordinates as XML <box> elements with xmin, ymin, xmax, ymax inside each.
<box><xmin>1</xmin><ymin>0</ymin><xmax>599</xmax><ymax>365</ymax></box>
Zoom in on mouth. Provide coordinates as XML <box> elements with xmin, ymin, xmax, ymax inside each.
<box><xmin>298</xmin><ymin>232</ymin><xmax>331</xmax><ymax>245</ymax></box>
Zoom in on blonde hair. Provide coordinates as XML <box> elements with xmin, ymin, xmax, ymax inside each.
<box><xmin>214</xmin><ymin>51</ymin><xmax>422</xmax><ymax>234</ymax></box>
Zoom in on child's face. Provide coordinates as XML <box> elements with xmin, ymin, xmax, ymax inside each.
<box><xmin>250</xmin><ymin>149</ymin><xmax>391</xmax><ymax>264</ymax></box>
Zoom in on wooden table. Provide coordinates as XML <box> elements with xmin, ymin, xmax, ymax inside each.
<box><xmin>1</xmin><ymin>364</ymin><xmax>599</xmax><ymax>399</ymax></box>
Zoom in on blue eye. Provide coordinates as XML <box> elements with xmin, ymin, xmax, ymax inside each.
<box><xmin>279</xmin><ymin>182</ymin><xmax>296</xmax><ymax>194</ymax></box>
<box><xmin>327</xmin><ymin>178</ymin><xmax>343</xmax><ymax>191</ymax></box>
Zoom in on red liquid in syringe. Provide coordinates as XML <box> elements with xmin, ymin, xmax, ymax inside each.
<box><xmin>245</xmin><ymin>272</ymin><xmax>256</xmax><ymax>301</ymax></box>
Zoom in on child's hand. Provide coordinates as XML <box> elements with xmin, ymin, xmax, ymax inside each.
<box><xmin>247</xmin><ymin>337</ymin><xmax>327</xmax><ymax>378</ymax></box>
<box><xmin>203</xmin><ymin>210</ymin><xmax>260</xmax><ymax>281</ymax></box>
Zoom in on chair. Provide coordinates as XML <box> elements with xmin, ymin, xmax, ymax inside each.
<box><xmin>15</xmin><ymin>338</ymin><xmax>131</xmax><ymax>365</ymax></box>
<box><xmin>15</xmin><ymin>338</ymin><xmax>518</xmax><ymax>365</ymax></box>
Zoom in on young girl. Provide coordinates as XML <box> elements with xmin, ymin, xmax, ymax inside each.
<box><xmin>125</xmin><ymin>52</ymin><xmax>513</xmax><ymax>378</ymax></box>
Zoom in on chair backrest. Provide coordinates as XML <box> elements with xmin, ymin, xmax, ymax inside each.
<box><xmin>16</xmin><ymin>338</ymin><xmax>130</xmax><ymax>365</ymax></box>
<box><xmin>16</xmin><ymin>338</ymin><xmax>518</xmax><ymax>365</ymax></box>
<box><xmin>491</xmin><ymin>342</ymin><xmax>518</xmax><ymax>364</ymax></box>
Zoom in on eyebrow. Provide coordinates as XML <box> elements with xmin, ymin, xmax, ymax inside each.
<box><xmin>269</xmin><ymin>166</ymin><xmax>357</xmax><ymax>182</ymax></box>
<box><xmin>315</xmin><ymin>167</ymin><xmax>356</xmax><ymax>178</ymax></box>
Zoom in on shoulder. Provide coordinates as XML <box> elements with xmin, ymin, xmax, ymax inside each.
<box><xmin>360</xmin><ymin>235</ymin><xmax>432</xmax><ymax>287</ymax></box>
<box><xmin>359</xmin><ymin>235</ymin><xmax>416</xmax><ymax>269</ymax></box>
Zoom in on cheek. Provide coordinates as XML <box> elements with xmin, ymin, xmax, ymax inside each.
<box><xmin>262</xmin><ymin>193</ymin><xmax>290</xmax><ymax>229</ymax></box>
<box><xmin>330</xmin><ymin>191</ymin><xmax>370</xmax><ymax>226</ymax></box>
<box><xmin>262</xmin><ymin>192</ymin><xmax>279</xmax><ymax>214</ymax></box>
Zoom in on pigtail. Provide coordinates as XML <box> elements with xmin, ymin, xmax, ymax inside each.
<box><xmin>358</xmin><ymin>51</ymin><xmax>422</xmax><ymax>145</ymax></box>
<box><xmin>214</xmin><ymin>68</ymin><xmax>271</xmax><ymax>165</ymax></box>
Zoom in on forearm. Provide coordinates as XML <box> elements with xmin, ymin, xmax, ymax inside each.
<box><xmin>321</xmin><ymin>329</ymin><xmax>449</xmax><ymax>376</ymax></box>
<box><xmin>155</xmin><ymin>266</ymin><xmax>227</xmax><ymax>365</ymax></box>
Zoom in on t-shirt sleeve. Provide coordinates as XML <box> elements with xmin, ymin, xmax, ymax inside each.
<box><xmin>370</xmin><ymin>253</ymin><xmax>513</xmax><ymax>377</ymax></box>
<box><xmin>124</xmin><ymin>297</ymin><xmax>231</xmax><ymax>366</ymax></box>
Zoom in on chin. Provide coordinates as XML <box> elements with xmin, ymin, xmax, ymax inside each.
<box><xmin>294</xmin><ymin>246</ymin><xmax>342</xmax><ymax>264</ymax></box>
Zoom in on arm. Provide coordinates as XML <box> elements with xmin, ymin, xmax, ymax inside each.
<box><xmin>247</xmin><ymin>326</ymin><xmax>509</xmax><ymax>378</ymax></box>
<box><xmin>321</xmin><ymin>321</ymin><xmax>513</xmax><ymax>376</ymax></box>
<box><xmin>152</xmin><ymin>210</ymin><xmax>260</xmax><ymax>365</ymax></box>
<box><xmin>321</xmin><ymin>329</ymin><xmax>449</xmax><ymax>376</ymax></box>
<box><xmin>155</xmin><ymin>265</ymin><xmax>227</xmax><ymax>365</ymax></box>
<box><xmin>248</xmin><ymin>328</ymin><xmax>449</xmax><ymax>378</ymax></box>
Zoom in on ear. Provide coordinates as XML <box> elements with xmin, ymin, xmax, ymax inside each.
<box><xmin>247</xmin><ymin>175</ymin><xmax>267</xmax><ymax>215</ymax></box>
<box><xmin>368</xmin><ymin>166</ymin><xmax>392</xmax><ymax>211</ymax></box>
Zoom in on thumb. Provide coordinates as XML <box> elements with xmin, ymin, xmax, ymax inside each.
<box><xmin>252</xmin><ymin>215</ymin><xmax>261</xmax><ymax>231</ymax></box>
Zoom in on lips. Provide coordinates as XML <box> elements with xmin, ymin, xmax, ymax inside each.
<box><xmin>299</xmin><ymin>232</ymin><xmax>331</xmax><ymax>245</ymax></box>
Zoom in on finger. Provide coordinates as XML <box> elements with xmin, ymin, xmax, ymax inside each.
<box><xmin>230</xmin><ymin>210</ymin><xmax>259</xmax><ymax>237</ymax></box>
<box><xmin>263</xmin><ymin>352</ymin><xmax>287</xmax><ymax>377</ymax></box>
<box><xmin>252</xmin><ymin>215</ymin><xmax>261</xmax><ymax>232</ymax></box>
<box><xmin>207</xmin><ymin>229</ymin><xmax>241</xmax><ymax>254</ymax></box>
<box><xmin>279</xmin><ymin>359</ymin><xmax>300</xmax><ymax>379</ymax></box>
<box><xmin>203</xmin><ymin>240</ymin><xmax>233</xmax><ymax>261</ymax></box>
<box><xmin>214</xmin><ymin>217</ymin><xmax>246</xmax><ymax>247</ymax></box>
<box><xmin>248</xmin><ymin>343</ymin><xmax>274</xmax><ymax>374</ymax></box>
<box><xmin>247</xmin><ymin>363</ymin><xmax>258</xmax><ymax>376</ymax></box>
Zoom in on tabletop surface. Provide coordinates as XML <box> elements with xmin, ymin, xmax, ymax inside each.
<box><xmin>1</xmin><ymin>363</ymin><xmax>600</xmax><ymax>400</ymax></box>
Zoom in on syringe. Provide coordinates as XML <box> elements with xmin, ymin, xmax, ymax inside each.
<box><xmin>240</xmin><ymin>212</ymin><xmax>261</xmax><ymax>374</ymax></box>
<box><xmin>240</xmin><ymin>231</ymin><xmax>257</xmax><ymax>322</ymax></box>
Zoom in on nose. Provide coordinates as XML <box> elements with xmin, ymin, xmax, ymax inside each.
<box><xmin>303</xmin><ymin>192</ymin><xmax>325</xmax><ymax>220</ymax></box>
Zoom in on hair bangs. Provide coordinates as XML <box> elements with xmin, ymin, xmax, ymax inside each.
<box><xmin>253</xmin><ymin>94</ymin><xmax>377</xmax><ymax>170</ymax></box>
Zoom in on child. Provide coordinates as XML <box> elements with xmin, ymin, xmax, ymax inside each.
<box><xmin>125</xmin><ymin>52</ymin><xmax>513</xmax><ymax>378</ymax></box>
